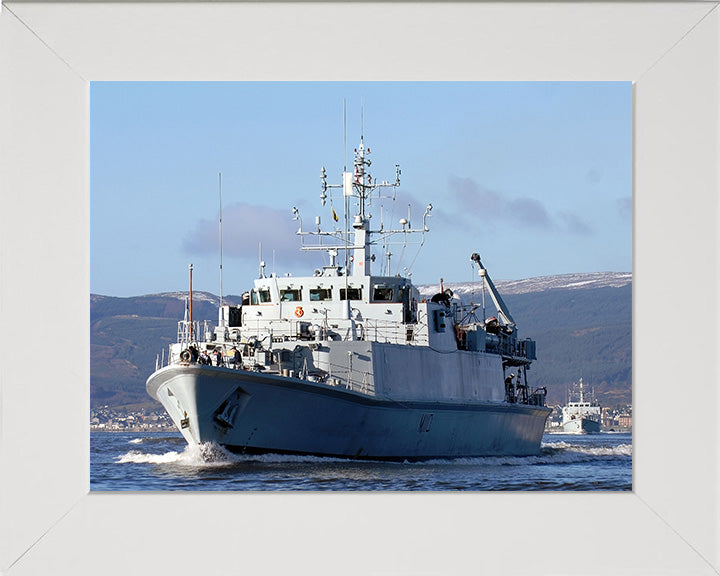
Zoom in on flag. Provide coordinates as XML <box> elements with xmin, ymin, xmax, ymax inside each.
<box><xmin>332</xmin><ymin>207</ymin><xmax>339</xmax><ymax>222</ymax></box>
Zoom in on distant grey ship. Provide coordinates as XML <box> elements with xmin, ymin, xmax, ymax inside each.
<box><xmin>561</xmin><ymin>378</ymin><xmax>602</xmax><ymax>434</ymax></box>
<box><xmin>146</xmin><ymin>137</ymin><xmax>550</xmax><ymax>460</ymax></box>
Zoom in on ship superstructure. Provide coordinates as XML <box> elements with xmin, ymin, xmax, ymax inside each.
<box><xmin>147</xmin><ymin>135</ymin><xmax>550</xmax><ymax>460</ymax></box>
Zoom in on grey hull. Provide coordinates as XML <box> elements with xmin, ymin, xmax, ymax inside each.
<box><xmin>147</xmin><ymin>364</ymin><xmax>551</xmax><ymax>460</ymax></box>
<box><xmin>561</xmin><ymin>418</ymin><xmax>601</xmax><ymax>434</ymax></box>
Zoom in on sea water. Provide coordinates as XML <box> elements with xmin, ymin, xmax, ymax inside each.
<box><xmin>91</xmin><ymin>431</ymin><xmax>632</xmax><ymax>491</ymax></box>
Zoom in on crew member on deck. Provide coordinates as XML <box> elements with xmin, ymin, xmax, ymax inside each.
<box><xmin>505</xmin><ymin>373</ymin><xmax>516</xmax><ymax>403</ymax></box>
<box><xmin>231</xmin><ymin>346</ymin><xmax>241</xmax><ymax>369</ymax></box>
<box><xmin>214</xmin><ymin>348</ymin><xmax>223</xmax><ymax>367</ymax></box>
<box><xmin>189</xmin><ymin>345</ymin><xmax>199</xmax><ymax>363</ymax></box>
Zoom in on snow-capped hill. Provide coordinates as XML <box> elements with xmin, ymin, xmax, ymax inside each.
<box><xmin>91</xmin><ymin>291</ymin><xmax>236</xmax><ymax>306</ymax></box>
<box><xmin>92</xmin><ymin>272</ymin><xmax>631</xmax><ymax>303</ymax></box>
<box><xmin>145</xmin><ymin>291</ymin><xmax>221</xmax><ymax>305</ymax></box>
<box><xmin>419</xmin><ymin>272</ymin><xmax>631</xmax><ymax>299</ymax></box>
<box><xmin>492</xmin><ymin>271</ymin><xmax>631</xmax><ymax>295</ymax></box>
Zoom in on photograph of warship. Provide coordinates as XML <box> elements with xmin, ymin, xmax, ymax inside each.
<box><xmin>146</xmin><ymin>137</ymin><xmax>550</xmax><ymax>460</ymax></box>
<box><xmin>561</xmin><ymin>378</ymin><xmax>602</xmax><ymax>434</ymax></box>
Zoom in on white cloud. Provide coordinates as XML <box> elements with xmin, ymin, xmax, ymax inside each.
<box><xmin>446</xmin><ymin>176</ymin><xmax>594</xmax><ymax>236</ymax></box>
<box><xmin>182</xmin><ymin>202</ymin><xmax>300</xmax><ymax>265</ymax></box>
<box><xmin>507</xmin><ymin>196</ymin><xmax>552</xmax><ymax>229</ymax></box>
<box><xmin>558</xmin><ymin>211</ymin><xmax>593</xmax><ymax>235</ymax></box>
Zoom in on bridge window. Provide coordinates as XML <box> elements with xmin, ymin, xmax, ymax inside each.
<box><xmin>340</xmin><ymin>287</ymin><xmax>362</xmax><ymax>300</ymax></box>
<box><xmin>280</xmin><ymin>288</ymin><xmax>302</xmax><ymax>302</ymax></box>
<box><xmin>373</xmin><ymin>286</ymin><xmax>394</xmax><ymax>301</ymax></box>
<box><xmin>250</xmin><ymin>288</ymin><xmax>271</xmax><ymax>304</ymax></box>
<box><xmin>310</xmin><ymin>288</ymin><xmax>332</xmax><ymax>301</ymax></box>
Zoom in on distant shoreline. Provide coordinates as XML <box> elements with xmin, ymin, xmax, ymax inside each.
<box><xmin>91</xmin><ymin>427</ymin><xmax>178</xmax><ymax>433</ymax></box>
<box><xmin>545</xmin><ymin>428</ymin><xmax>632</xmax><ymax>434</ymax></box>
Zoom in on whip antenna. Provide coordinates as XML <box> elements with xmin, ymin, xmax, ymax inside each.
<box><xmin>360</xmin><ymin>97</ymin><xmax>364</xmax><ymax>140</ymax></box>
<box><xmin>188</xmin><ymin>263</ymin><xmax>194</xmax><ymax>342</ymax></box>
<box><xmin>343</xmin><ymin>99</ymin><xmax>347</xmax><ymax>172</ymax></box>
<box><xmin>219</xmin><ymin>172</ymin><xmax>224</xmax><ymax>308</ymax></box>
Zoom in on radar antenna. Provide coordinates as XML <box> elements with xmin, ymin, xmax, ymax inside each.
<box><xmin>296</xmin><ymin>116</ymin><xmax>430</xmax><ymax>278</ymax></box>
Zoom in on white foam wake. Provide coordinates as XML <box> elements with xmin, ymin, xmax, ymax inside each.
<box><xmin>542</xmin><ymin>441</ymin><xmax>633</xmax><ymax>457</ymax></box>
<box><xmin>116</xmin><ymin>442</ymin><xmax>237</xmax><ymax>467</ymax></box>
<box><xmin>116</xmin><ymin>440</ymin><xmax>631</xmax><ymax>467</ymax></box>
<box><xmin>422</xmin><ymin>442</ymin><xmax>632</xmax><ymax>467</ymax></box>
<box><xmin>117</xmin><ymin>450</ymin><xmax>183</xmax><ymax>464</ymax></box>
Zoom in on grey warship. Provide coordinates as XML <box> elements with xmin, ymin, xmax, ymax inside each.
<box><xmin>561</xmin><ymin>378</ymin><xmax>602</xmax><ymax>434</ymax></box>
<box><xmin>146</xmin><ymin>137</ymin><xmax>550</xmax><ymax>460</ymax></box>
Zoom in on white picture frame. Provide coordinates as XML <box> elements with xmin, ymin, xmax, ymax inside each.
<box><xmin>1</xmin><ymin>2</ymin><xmax>718</xmax><ymax>574</ymax></box>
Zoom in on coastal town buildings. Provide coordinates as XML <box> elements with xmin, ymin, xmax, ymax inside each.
<box><xmin>91</xmin><ymin>406</ymin><xmax>176</xmax><ymax>432</ymax></box>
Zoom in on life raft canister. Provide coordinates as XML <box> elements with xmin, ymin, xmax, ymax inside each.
<box><xmin>295</xmin><ymin>306</ymin><xmax>304</xmax><ymax>318</ymax></box>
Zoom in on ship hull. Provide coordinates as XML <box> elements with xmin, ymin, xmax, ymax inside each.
<box><xmin>147</xmin><ymin>365</ymin><xmax>551</xmax><ymax>460</ymax></box>
<box><xmin>561</xmin><ymin>418</ymin><xmax>601</xmax><ymax>434</ymax></box>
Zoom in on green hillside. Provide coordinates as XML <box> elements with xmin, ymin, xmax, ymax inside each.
<box><xmin>505</xmin><ymin>284</ymin><xmax>632</xmax><ymax>406</ymax></box>
<box><xmin>90</xmin><ymin>293</ymin><xmax>240</xmax><ymax>408</ymax></box>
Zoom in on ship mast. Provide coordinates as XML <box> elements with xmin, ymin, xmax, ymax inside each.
<box><xmin>350</xmin><ymin>137</ymin><xmax>372</xmax><ymax>276</ymax></box>
<box><xmin>188</xmin><ymin>263</ymin><xmax>194</xmax><ymax>342</ymax></box>
<box><xmin>295</xmin><ymin>130</ymin><xmax>431</xmax><ymax>279</ymax></box>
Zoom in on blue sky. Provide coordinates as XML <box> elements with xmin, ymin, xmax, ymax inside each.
<box><xmin>91</xmin><ymin>82</ymin><xmax>631</xmax><ymax>297</ymax></box>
